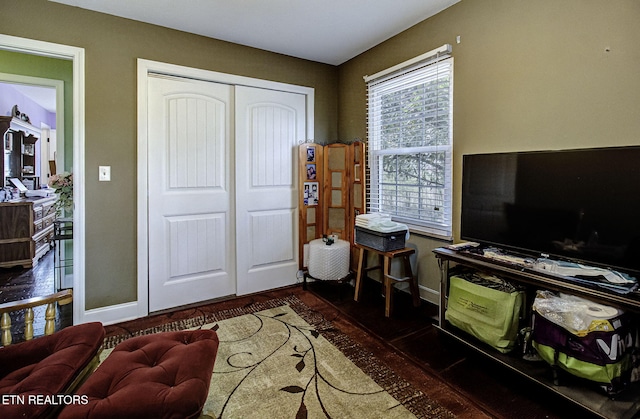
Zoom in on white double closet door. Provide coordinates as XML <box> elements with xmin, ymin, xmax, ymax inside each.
<box><xmin>147</xmin><ymin>74</ymin><xmax>304</xmax><ymax>312</ymax></box>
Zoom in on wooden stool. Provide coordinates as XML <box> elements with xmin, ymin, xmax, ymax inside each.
<box><xmin>353</xmin><ymin>243</ymin><xmax>420</xmax><ymax>317</ymax></box>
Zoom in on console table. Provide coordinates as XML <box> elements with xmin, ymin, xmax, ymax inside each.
<box><xmin>433</xmin><ymin>247</ymin><xmax>640</xmax><ymax>419</ymax></box>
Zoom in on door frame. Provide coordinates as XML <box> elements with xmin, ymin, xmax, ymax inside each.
<box><xmin>0</xmin><ymin>34</ymin><xmax>86</xmax><ymax>323</ymax></box>
<box><xmin>137</xmin><ymin>59</ymin><xmax>314</xmax><ymax>317</ymax></box>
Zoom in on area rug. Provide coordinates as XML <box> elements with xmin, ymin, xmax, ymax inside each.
<box><xmin>103</xmin><ymin>295</ymin><xmax>455</xmax><ymax>419</ymax></box>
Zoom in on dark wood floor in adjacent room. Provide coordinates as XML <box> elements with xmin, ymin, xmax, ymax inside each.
<box><xmin>0</xmin><ymin>251</ymin><xmax>72</xmax><ymax>341</ymax></box>
<box><xmin>0</xmin><ymin>251</ymin><xmax>56</xmax><ymax>303</ymax></box>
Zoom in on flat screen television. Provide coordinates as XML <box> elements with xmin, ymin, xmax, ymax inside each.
<box><xmin>461</xmin><ymin>146</ymin><xmax>640</xmax><ymax>276</ymax></box>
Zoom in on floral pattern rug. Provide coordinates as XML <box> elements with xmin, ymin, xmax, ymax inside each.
<box><xmin>103</xmin><ymin>295</ymin><xmax>455</xmax><ymax>419</ymax></box>
<box><xmin>200</xmin><ymin>304</ymin><xmax>414</xmax><ymax>418</ymax></box>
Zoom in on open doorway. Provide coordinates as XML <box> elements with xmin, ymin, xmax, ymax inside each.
<box><xmin>0</xmin><ymin>77</ymin><xmax>70</xmax><ymax>299</ymax></box>
<box><xmin>0</xmin><ymin>34</ymin><xmax>86</xmax><ymax>325</ymax></box>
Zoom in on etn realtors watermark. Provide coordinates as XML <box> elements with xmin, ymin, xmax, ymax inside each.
<box><xmin>2</xmin><ymin>394</ymin><xmax>89</xmax><ymax>406</ymax></box>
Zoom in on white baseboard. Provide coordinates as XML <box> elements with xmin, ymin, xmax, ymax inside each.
<box><xmin>80</xmin><ymin>301</ymin><xmax>144</xmax><ymax>326</ymax></box>
<box><xmin>396</xmin><ymin>283</ymin><xmax>440</xmax><ymax>305</ymax></box>
<box><xmin>418</xmin><ymin>285</ymin><xmax>440</xmax><ymax>306</ymax></box>
<box><xmin>304</xmin><ymin>276</ymin><xmax>440</xmax><ymax>306</ymax></box>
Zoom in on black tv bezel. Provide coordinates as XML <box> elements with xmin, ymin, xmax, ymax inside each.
<box><xmin>460</xmin><ymin>145</ymin><xmax>640</xmax><ymax>277</ymax></box>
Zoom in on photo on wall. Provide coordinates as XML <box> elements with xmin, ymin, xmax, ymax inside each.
<box><xmin>306</xmin><ymin>147</ymin><xmax>315</xmax><ymax>162</ymax></box>
<box><xmin>304</xmin><ymin>181</ymin><xmax>319</xmax><ymax>206</ymax></box>
<box><xmin>306</xmin><ymin>163</ymin><xmax>316</xmax><ymax>180</ymax></box>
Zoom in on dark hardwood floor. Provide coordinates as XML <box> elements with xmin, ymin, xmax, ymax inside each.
<box><xmin>0</xmin><ymin>250</ymin><xmax>72</xmax><ymax>342</ymax></box>
<box><xmin>306</xmin><ymin>278</ymin><xmax>603</xmax><ymax>419</ymax></box>
<box><xmin>0</xmin><ymin>251</ymin><xmax>56</xmax><ymax>303</ymax></box>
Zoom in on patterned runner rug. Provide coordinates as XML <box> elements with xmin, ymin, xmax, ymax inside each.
<box><xmin>104</xmin><ymin>295</ymin><xmax>456</xmax><ymax>419</ymax></box>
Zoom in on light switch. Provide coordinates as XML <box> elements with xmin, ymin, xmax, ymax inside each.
<box><xmin>99</xmin><ymin>166</ymin><xmax>111</xmax><ymax>181</ymax></box>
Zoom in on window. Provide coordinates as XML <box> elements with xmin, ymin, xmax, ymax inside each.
<box><xmin>366</xmin><ymin>48</ymin><xmax>453</xmax><ymax>238</ymax></box>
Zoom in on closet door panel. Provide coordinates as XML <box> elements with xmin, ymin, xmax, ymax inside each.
<box><xmin>235</xmin><ymin>86</ymin><xmax>305</xmax><ymax>295</ymax></box>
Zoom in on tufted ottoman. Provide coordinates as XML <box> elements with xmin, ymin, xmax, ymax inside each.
<box><xmin>59</xmin><ymin>328</ymin><xmax>219</xmax><ymax>419</ymax></box>
<box><xmin>0</xmin><ymin>322</ymin><xmax>105</xmax><ymax>419</ymax></box>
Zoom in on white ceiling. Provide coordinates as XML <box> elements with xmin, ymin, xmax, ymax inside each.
<box><xmin>3</xmin><ymin>82</ymin><xmax>57</xmax><ymax>113</ymax></box>
<box><xmin>50</xmin><ymin>0</ymin><xmax>460</xmax><ymax>65</ymax></box>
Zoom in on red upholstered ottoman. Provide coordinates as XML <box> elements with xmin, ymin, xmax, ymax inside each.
<box><xmin>0</xmin><ymin>322</ymin><xmax>105</xmax><ymax>419</ymax></box>
<box><xmin>59</xmin><ymin>329</ymin><xmax>218</xmax><ymax>419</ymax></box>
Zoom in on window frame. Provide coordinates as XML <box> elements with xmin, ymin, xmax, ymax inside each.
<box><xmin>366</xmin><ymin>53</ymin><xmax>453</xmax><ymax>239</ymax></box>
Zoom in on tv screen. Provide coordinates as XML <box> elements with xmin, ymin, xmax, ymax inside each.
<box><xmin>461</xmin><ymin>146</ymin><xmax>640</xmax><ymax>275</ymax></box>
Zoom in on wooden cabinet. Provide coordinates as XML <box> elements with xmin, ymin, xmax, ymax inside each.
<box><xmin>433</xmin><ymin>247</ymin><xmax>640</xmax><ymax>418</ymax></box>
<box><xmin>1</xmin><ymin>116</ymin><xmax>41</xmax><ymax>188</ymax></box>
<box><xmin>0</xmin><ymin>196</ymin><xmax>56</xmax><ymax>268</ymax></box>
<box><xmin>20</xmin><ymin>134</ymin><xmax>38</xmax><ymax>188</ymax></box>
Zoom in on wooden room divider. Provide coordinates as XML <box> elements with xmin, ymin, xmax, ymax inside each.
<box><xmin>298</xmin><ymin>142</ymin><xmax>366</xmax><ymax>270</ymax></box>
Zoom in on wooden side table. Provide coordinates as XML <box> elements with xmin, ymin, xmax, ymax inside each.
<box><xmin>353</xmin><ymin>243</ymin><xmax>420</xmax><ymax>317</ymax></box>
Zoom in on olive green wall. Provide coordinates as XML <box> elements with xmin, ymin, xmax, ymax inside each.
<box><xmin>4</xmin><ymin>0</ymin><xmax>638</xmax><ymax>309</ymax></box>
<box><xmin>337</xmin><ymin>0</ymin><xmax>640</xmax><ymax>302</ymax></box>
<box><xmin>2</xmin><ymin>0</ymin><xmax>338</xmax><ymax>309</ymax></box>
<box><xmin>0</xmin><ymin>50</ymin><xmax>73</xmax><ymax>171</ymax></box>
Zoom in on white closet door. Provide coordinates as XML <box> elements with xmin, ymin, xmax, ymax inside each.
<box><xmin>235</xmin><ymin>86</ymin><xmax>305</xmax><ymax>295</ymax></box>
<box><xmin>147</xmin><ymin>75</ymin><xmax>235</xmax><ymax>312</ymax></box>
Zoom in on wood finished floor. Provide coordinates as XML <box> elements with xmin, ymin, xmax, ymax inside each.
<box><xmin>0</xmin><ymin>260</ymin><xmax>602</xmax><ymax>418</ymax></box>
<box><xmin>0</xmin><ymin>251</ymin><xmax>57</xmax><ymax>303</ymax></box>
<box><xmin>0</xmin><ymin>250</ymin><xmax>72</xmax><ymax>342</ymax></box>
<box><xmin>307</xmin><ymin>279</ymin><xmax>600</xmax><ymax>419</ymax></box>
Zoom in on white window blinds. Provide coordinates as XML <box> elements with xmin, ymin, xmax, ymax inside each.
<box><xmin>366</xmin><ymin>47</ymin><xmax>453</xmax><ymax>238</ymax></box>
